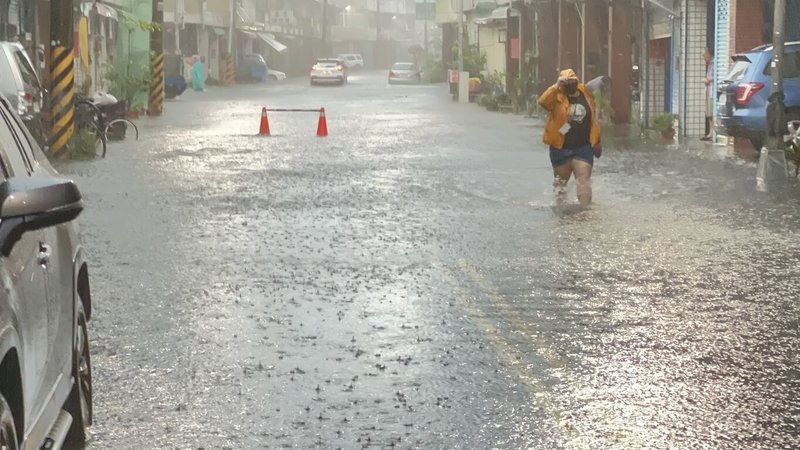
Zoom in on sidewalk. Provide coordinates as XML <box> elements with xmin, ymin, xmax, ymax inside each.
<box><xmin>604</xmin><ymin>123</ymin><xmax>761</xmax><ymax>166</ymax></box>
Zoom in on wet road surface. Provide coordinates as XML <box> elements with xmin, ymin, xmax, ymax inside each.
<box><xmin>62</xmin><ymin>72</ymin><xmax>800</xmax><ymax>449</ymax></box>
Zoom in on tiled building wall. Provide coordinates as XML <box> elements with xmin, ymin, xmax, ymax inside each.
<box><xmin>648</xmin><ymin>58</ymin><xmax>666</xmax><ymax>119</ymax></box>
<box><xmin>681</xmin><ymin>0</ymin><xmax>709</xmax><ymax>138</ymax></box>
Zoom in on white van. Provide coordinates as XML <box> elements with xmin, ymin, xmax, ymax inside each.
<box><xmin>338</xmin><ymin>54</ymin><xmax>364</xmax><ymax>69</ymax></box>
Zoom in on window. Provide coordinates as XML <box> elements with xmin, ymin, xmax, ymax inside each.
<box><xmin>13</xmin><ymin>50</ymin><xmax>40</xmax><ymax>90</ymax></box>
<box><xmin>3</xmin><ymin>105</ymin><xmax>38</xmax><ymax>167</ymax></box>
<box><xmin>0</xmin><ymin>109</ymin><xmax>30</xmax><ymax>176</ymax></box>
<box><xmin>762</xmin><ymin>51</ymin><xmax>800</xmax><ymax>78</ymax></box>
<box><xmin>725</xmin><ymin>60</ymin><xmax>751</xmax><ymax>82</ymax></box>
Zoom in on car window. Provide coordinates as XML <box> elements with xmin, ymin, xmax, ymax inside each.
<box><xmin>0</xmin><ymin>107</ymin><xmax>30</xmax><ymax>176</ymax></box>
<box><xmin>317</xmin><ymin>61</ymin><xmax>339</xmax><ymax>68</ymax></box>
<box><xmin>392</xmin><ymin>63</ymin><xmax>416</xmax><ymax>70</ymax></box>
<box><xmin>725</xmin><ymin>59</ymin><xmax>750</xmax><ymax>81</ymax></box>
<box><xmin>13</xmin><ymin>50</ymin><xmax>40</xmax><ymax>90</ymax></box>
<box><xmin>3</xmin><ymin>104</ymin><xmax>38</xmax><ymax>167</ymax></box>
<box><xmin>0</xmin><ymin>49</ymin><xmax>19</xmax><ymax>94</ymax></box>
<box><xmin>763</xmin><ymin>51</ymin><xmax>800</xmax><ymax>78</ymax></box>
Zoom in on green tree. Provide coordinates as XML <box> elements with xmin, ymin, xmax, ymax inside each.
<box><xmin>450</xmin><ymin>43</ymin><xmax>486</xmax><ymax>77</ymax></box>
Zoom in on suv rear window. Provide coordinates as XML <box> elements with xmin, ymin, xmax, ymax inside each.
<box><xmin>763</xmin><ymin>51</ymin><xmax>800</xmax><ymax>78</ymax></box>
<box><xmin>725</xmin><ymin>59</ymin><xmax>751</xmax><ymax>81</ymax></box>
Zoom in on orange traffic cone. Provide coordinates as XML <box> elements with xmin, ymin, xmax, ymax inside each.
<box><xmin>259</xmin><ymin>107</ymin><xmax>271</xmax><ymax>136</ymax></box>
<box><xmin>316</xmin><ymin>107</ymin><xmax>328</xmax><ymax>137</ymax></box>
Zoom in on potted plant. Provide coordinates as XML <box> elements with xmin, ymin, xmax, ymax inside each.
<box><xmin>106</xmin><ymin>64</ymin><xmax>152</xmax><ymax>117</ymax></box>
<box><xmin>652</xmin><ymin>113</ymin><xmax>677</xmax><ymax>140</ymax></box>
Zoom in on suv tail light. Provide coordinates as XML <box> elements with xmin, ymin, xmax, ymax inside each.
<box><xmin>735</xmin><ymin>82</ymin><xmax>765</xmax><ymax>106</ymax></box>
<box><xmin>336</xmin><ymin>64</ymin><xmax>344</xmax><ymax>71</ymax></box>
<box><xmin>311</xmin><ymin>64</ymin><xmax>318</xmax><ymax>71</ymax></box>
<box><xmin>389</xmin><ymin>71</ymin><xmax>396</xmax><ymax>77</ymax></box>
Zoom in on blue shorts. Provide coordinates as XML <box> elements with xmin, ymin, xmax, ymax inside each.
<box><xmin>549</xmin><ymin>144</ymin><xmax>594</xmax><ymax>168</ymax></box>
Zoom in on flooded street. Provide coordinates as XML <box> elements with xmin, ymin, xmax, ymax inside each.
<box><xmin>63</xmin><ymin>72</ymin><xmax>799</xmax><ymax>449</ymax></box>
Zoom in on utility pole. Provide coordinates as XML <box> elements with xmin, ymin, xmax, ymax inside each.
<box><xmin>48</xmin><ymin>0</ymin><xmax>75</xmax><ymax>155</ymax></box>
<box><xmin>457</xmin><ymin>0</ymin><xmax>463</xmax><ymax>74</ymax></box>
<box><xmin>424</xmin><ymin>0</ymin><xmax>429</xmax><ymax>56</ymax></box>
<box><xmin>758</xmin><ymin>0</ymin><xmax>788</xmax><ymax>191</ymax></box>
<box><xmin>322</xmin><ymin>0</ymin><xmax>328</xmax><ymax>54</ymax></box>
<box><xmin>769</xmin><ymin>0</ymin><xmax>786</xmax><ymax>150</ymax></box>
<box><xmin>149</xmin><ymin>0</ymin><xmax>165</xmax><ymax>116</ymax></box>
<box><xmin>376</xmin><ymin>0</ymin><xmax>381</xmax><ymax>68</ymax></box>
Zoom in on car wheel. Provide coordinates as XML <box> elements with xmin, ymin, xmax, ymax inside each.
<box><xmin>269</xmin><ymin>75</ymin><xmax>278</xmax><ymax>81</ymax></box>
<box><xmin>65</xmin><ymin>303</ymin><xmax>92</xmax><ymax>449</ymax></box>
<box><xmin>0</xmin><ymin>394</ymin><xmax>18</xmax><ymax>450</ymax></box>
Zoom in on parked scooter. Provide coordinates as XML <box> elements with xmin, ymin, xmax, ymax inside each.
<box><xmin>786</xmin><ymin>120</ymin><xmax>800</xmax><ymax>176</ymax></box>
<box><xmin>164</xmin><ymin>54</ymin><xmax>188</xmax><ymax>99</ymax></box>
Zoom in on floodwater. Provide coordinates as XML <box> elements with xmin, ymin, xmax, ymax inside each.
<box><xmin>61</xmin><ymin>72</ymin><xmax>800</xmax><ymax>449</ymax></box>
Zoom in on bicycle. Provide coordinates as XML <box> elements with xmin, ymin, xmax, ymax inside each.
<box><xmin>73</xmin><ymin>95</ymin><xmax>140</xmax><ymax>158</ymax></box>
<box><xmin>73</xmin><ymin>96</ymin><xmax>107</xmax><ymax>158</ymax></box>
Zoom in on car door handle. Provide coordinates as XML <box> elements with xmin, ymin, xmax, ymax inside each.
<box><xmin>37</xmin><ymin>243</ymin><xmax>51</xmax><ymax>266</ymax></box>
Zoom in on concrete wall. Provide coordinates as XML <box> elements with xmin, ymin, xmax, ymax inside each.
<box><xmin>478</xmin><ymin>25</ymin><xmax>505</xmax><ymax>77</ymax></box>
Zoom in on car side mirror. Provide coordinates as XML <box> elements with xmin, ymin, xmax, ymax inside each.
<box><xmin>0</xmin><ymin>177</ymin><xmax>83</xmax><ymax>256</ymax></box>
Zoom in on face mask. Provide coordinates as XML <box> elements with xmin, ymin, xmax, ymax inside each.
<box><xmin>564</xmin><ymin>82</ymin><xmax>578</xmax><ymax>95</ymax></box>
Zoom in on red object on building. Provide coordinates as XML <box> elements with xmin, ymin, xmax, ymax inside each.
<box><xmin>648</xmin><ymin>38</ymin><xmax>669</xmax><ymax>61</ymax></box>
<box><xmin>510</xmin><ymin>38</ymin><xmax>520</xmax><ymax>60</ymax></box>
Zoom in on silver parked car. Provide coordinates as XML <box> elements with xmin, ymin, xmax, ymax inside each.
<box><xmin>0</xmin><ymin>92</ymin><xmax>93</xmax><ymax>449</ymax></box>
<box><xmin>0</xmin><ymin>42</ymin><xmax>46</xmax><ymax>146</ymax></box>
<box><xmin>388</xmin><ymin>62</ymin><xmax>421</xmax><ymax>84</ymax></box>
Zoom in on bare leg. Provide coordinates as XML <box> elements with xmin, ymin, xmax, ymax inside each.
<box><xmin>553</xmin><ymin>163</ymin><xmax>573</xmax><ymax>205</ymax></box>
<box><xmin>572</xmin><ymin>159</ymin><xmax>593</xmax><ymax>207</ymax></box>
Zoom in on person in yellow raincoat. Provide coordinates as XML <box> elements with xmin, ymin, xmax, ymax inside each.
<box><xmin>538</xmin><ymin>69</ymin><xmax>602</xmax><ymax>207</ymax></box>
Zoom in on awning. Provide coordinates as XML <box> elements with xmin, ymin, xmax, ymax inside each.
<box><xmin>96</xmin><ymin>3</ymin><xmax>119</xmax><ymax>20</ymax></box>
<box><xmin>256</xmin><ymin>32</ymin><xmax>288</xmax><ymax>53</ymax></box>
<box><xmin>475</xmin><ymin>7</ymin><xmax>517</xmax><ymax>25</ymax></box>
<box><xmin>80</xmin><ymin>2</ymin><xmax>119</xmax><ymax>20</ymax></box>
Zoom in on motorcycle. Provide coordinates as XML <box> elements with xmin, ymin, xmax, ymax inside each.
<box><xmin>786</xmin><ymin>120</ymin><xmax>800</xmax><ymax>176</ymax></box>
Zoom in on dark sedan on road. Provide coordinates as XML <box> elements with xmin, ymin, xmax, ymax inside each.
<box><xmin>0</xmin><ymin>93</ymin><xmax>93</xmax><ymax>449</ymax></box>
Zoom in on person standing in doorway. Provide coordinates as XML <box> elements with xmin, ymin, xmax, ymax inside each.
<box><xmin>538</xmin><ymin>69</ymin><xmax>602</xmax><ymax>207</ymax></box>
<box><xmin>701</xmin><ymin>47</ymin><xmax>715</xmax><ymax>141</ymax></box>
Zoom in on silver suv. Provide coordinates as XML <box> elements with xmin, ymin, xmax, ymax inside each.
<box><xmin>0</xmin><ymin>89</ymin><xmax>93</xmax><ymax>449</ymax></box>
<box><xmin>0</xmin><ymin>42</ymin><xmax>45</xmax><ymax>146</ymax></box>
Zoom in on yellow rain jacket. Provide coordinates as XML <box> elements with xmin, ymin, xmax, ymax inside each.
<box><xmin>537</xmin><ymin>69</ymin><xmax>601</xmax><ymax>150</ymax></box>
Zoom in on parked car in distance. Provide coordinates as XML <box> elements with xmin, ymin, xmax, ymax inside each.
<box><xmin>0</xmin><ymin>92</ymin><xmax>93</xmax><ymax>450</ymax></box>
<box><xmin>388</xmin><ymin>62</ymin><xmax>421</xmax><ymax>84</ymax></box>
<box><xmin>310</xmin><ymin>58</ymin><xmax>348</xmax><ymax>86</ymax></box>
<box><xmin>237</xmin><ymin>53</ymin><xmax>286</xmax><ymax>82</ymax></box>
<box><xmin>717</xmin><ymin>42</ymin><xmax>800</xmax><ymax>150</ymax></box>
<box><xmin>267</xmin><ymin>68</ymin><xmax>286</xmax><ymax>81</ymax></box>
<box><xmin>338</xmin><ymin>54</ymin><xmax>364</xmax><ymax>69</ymax></box>
<box><xmin>0</xmin><ymin>42</ymin><xmax>46</xmax><ymax>147</ymax></box>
